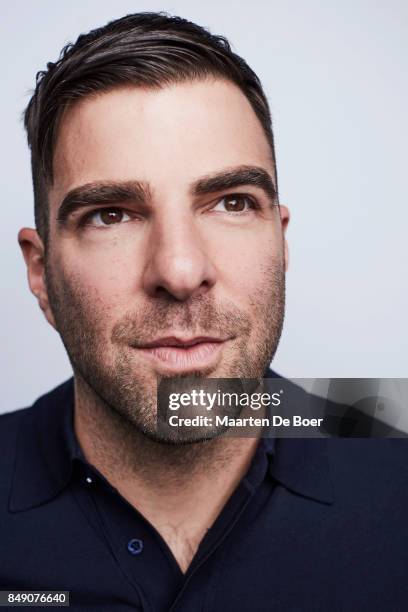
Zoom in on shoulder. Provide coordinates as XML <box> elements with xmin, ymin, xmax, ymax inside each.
<box><xmin>0</xmin><ymin>378</ymin><xmax>73</xmax><ymax>435</ymax></box>
<box><xmin>327</xmin><ymin>437</ymin><xmax>408</xmax><ymax>507</ymax></box>
<box><xmin>0</xmin><ymin>406</ymin><xmax>31</xmax><ymax>460</ymax></box>
<box><xmin>328</xmin><ymin>436</ymin><xmax>408</xmax><ymax>472</ymax></box>
<box><xmin>0</xmin><ymin>404</ymin><xmax>32</xmax><ymax>426</ymax></box>
<box><xmin>0</xmin><ymin>406</ymin><xmax>32</xmax><ymax>512</ymax></box>
<box><xmin>0</xmin><ymin>379</ymin><xmax>74</xmax><ymax>481</ymax></box>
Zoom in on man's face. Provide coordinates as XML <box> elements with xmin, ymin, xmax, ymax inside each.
<box><xmin>26</xmin><ymin>79</ymin><xmax>289</xmax><ymax>440</ymax></box>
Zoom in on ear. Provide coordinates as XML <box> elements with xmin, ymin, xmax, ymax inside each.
<box><xmin>18</xmin><ymin>228</ymin><xmax>57</xmax><ymax>329</ymax></box>
<box><xmin>279</xmin><ymin>205</ymin><xmax>290</xmax><ymax>271</ymax></box>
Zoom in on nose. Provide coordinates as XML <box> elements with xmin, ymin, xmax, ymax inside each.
<box><xmin>142</xmin><ymin>213</ymin><xmax>217</xmax><ymax>301</ymax></box>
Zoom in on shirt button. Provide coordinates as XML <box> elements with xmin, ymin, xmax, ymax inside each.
<box><xmin>85</xmin><ymin>476</ymin><xmax>93</xmax><ymax>484</ymax></box>
<box><xmin>127</xmin><ymin>539</ymin><xmax>144</xmax><ymax>555</ymax></box>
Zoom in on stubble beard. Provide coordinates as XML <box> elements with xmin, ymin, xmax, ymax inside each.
<box><xmin>45</xmin><ymin>256</ymin><xmax>285</xmax><ymax>455</ymax></box>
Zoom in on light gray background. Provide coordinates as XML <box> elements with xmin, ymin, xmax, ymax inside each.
<box><xmin>1</xmin><ymin>0</ymin><xmax>407</xmax><ymax>412</ymax></box>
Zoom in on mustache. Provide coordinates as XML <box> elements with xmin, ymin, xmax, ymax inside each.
<box><xmin>111</xmin><ymin>296</ymin><xmax>251</xmax><ymax>344</ymax></box>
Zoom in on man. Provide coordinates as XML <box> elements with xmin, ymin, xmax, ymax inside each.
<box><xmin>1</xmin><ymin>12</ymin><xmax>407</xmax><ymax>611</ymax></box>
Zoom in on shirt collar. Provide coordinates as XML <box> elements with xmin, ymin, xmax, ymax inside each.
<box><xmin>270</xmin><ymin>437</ymin><xmax>334</xmax><ymax>504</ymax></box>
<box><xmin>9</xmin><ymin>374</ymin><xmax>334</xmax><ymax>512</ymax></box>
<box><xmin>263</xmin><ymin>370</ymin><xmax>334</xmax><ymax>504</ymax></box>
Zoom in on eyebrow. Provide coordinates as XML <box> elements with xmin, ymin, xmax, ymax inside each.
<box><xmin>192</xmin><ymin>165</ymin><xmax>277</xmax><ymax>202</ymax></box>
<box><xmin>56</xmin><ymin>181</ymin><xmax>151</xmax><ymax>222</ymax></box>
<box><xmin>56</xmin><ymin>165</ymin><xmax>278</xmax><ymax>223</ymax></box>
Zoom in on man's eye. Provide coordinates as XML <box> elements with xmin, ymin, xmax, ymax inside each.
<box><xmin>213</xmin><ymin>194</ymin><xmax>256</xmax><ymax>213</ymax></box>
<box><xmin>84</xmin><ymin>208</ymin><xmax>131</xmax><ymax>227</ymax></box>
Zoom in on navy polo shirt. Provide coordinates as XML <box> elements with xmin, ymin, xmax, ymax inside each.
<box><xmin>1</xmin><ymin>377</ymin><xmax>408</xmax><ymax>611</ymax></box>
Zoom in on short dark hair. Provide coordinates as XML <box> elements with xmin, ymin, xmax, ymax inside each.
<box><xmin>23</xmin><ymin>12</ymin><xmax>278</xmax><ymax>241</ymax></box>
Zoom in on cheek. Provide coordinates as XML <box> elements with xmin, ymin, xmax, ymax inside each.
<box><xmin>213</xmin><ymin>226</ymin><xmax>282</xmax><ymax>303</ymax></box>
<box><xmin>61</xmin><ymin>236</ymin><xmax>141</xmax><ymax>307</ymax></box>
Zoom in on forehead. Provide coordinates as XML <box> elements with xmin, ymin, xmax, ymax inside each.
<box><xmin>51</xmin><ymin>79</ymin><xmax>274</xmax><ymax>201</ymax></box>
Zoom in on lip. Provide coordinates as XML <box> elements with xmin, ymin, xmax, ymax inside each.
<box><xmin>134</xmin><ymin>336</ymin><xmax>228</xmax><ymax>372</ymax></box>
<box><xmin>138</xmin><ymin>336</ymin><xmax>224</xmax><ymax>349</ymax></box>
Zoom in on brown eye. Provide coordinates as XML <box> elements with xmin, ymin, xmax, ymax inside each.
<box><xmin>86</xmin><ymin>208</ymin><xmax>131</xmax><ymax>227</ymax></box>
<box><xmin>214</xmin><ymin>194</ymin><xmax>254</xmax><ymax>213</ymax></box>
<box><xmin>100</xmin><ymin>209</ymin><xmax>124</xmax><ymax>224</ymax></box>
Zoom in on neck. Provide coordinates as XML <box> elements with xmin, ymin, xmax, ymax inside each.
<box><xmin>73</xmin><ymin>375</ymin><xmax>260</xmax><ymax>573</ymax></box>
